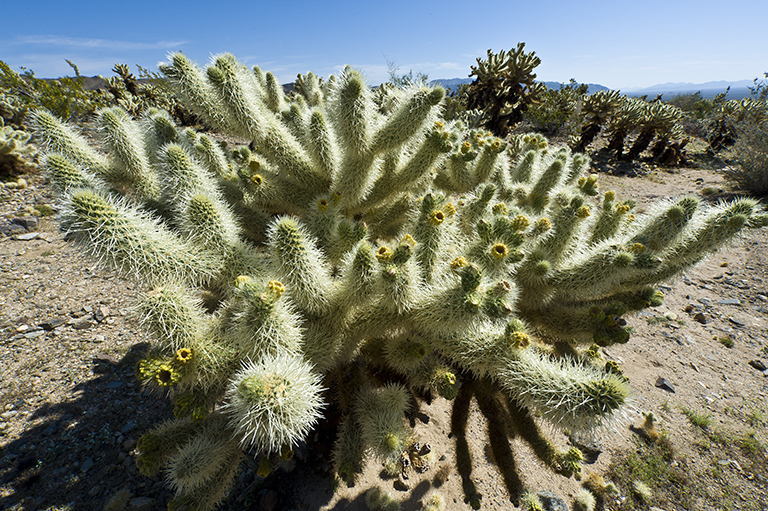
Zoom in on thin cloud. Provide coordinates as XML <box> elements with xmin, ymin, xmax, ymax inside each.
<box><xmin>15</xmin><ymin>35</ymin><xmax>187</xmax><ymax>51</ymax></box>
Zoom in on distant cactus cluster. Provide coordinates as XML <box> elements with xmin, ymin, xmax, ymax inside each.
<box><xmin>31</xmin><ymin>52</ymin><xmax>768</xmax><ymax>510</ymax></box>
<box><xmin>572</xmin><ymin>91</ymin><xmax>688</xmax><ymax>165</ymax></box>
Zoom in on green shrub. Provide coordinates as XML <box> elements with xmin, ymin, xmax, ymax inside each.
<box><xmin>725</xmin><ymin>110</ymin><xmax>768</xmax><ymax>195</ymax></box>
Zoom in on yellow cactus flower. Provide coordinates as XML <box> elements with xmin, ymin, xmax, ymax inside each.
<box><xmin>376</xmin><ymin>246</ymin><xmax>392</xmax><ymax>262</ymax></box>
<box><xmin>461</xmin><ymin>141</ymin><xmax>471</xmax><ymax>154</ymax></box>
<box><xmin>491</xmin><ymin>243</ymin><xmax>509</xmax><ymax>260</ymax></box>
<box><xmin>251</xmin><ymin>173</ymin><xmax>263</xmax><ymax>185</ymax></box>
<box><xmin>400</xmin><ymin>233</ymin><xmax>417</xmax><ymax>248</ymax></box>
<box><xmin>175</xmin><ymin>348</ymin><xmax>194</xmax><ymax>365</ymax></box>
<box><xmin>155</xmin><ymin>363</ymin><xmax>180</xmax><ymax>386</ymax></box>
<box><xmin>430</xmin><ymin>210</ymin><xmax>445</xmax><ymax>225</ymax></box>
<box><xmin>317</xmin><ymin>198</ymin><xmax>329</xmax><ymax>212</ymax></box>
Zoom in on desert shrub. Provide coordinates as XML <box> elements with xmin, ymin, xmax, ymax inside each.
<box><xmin>525</xmin><ymin>79</ymin><xmax>588</xmax><ymax>137</ymax></box>
<box><xmin>0</xmin><ymin>60</ymin><xmax>108</xmax><ymax>122</ymax></box>
<box><xmin>725</xmin><ymin>113</ymin><xmax>768</xmax><ymax>195</ymax></box>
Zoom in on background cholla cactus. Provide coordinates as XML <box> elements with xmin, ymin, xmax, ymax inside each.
<box><xmin>572</xmin><ymin>89</ymin><xmax>623</xmax><ymax>153</ymax></box>
<box><xmin>465</xmin><ymin>43</ymin><xmax>547</xmax><ymax>137</ymax></box>
<box><xmin>1</xmin><ymin>117</ymin><xmax>38</xmax><ymax>175</ymax></box>
<box><xmin>32</xmin><ymin>52</ymin><xmax>768</xmax><ymax>510</ymax></box>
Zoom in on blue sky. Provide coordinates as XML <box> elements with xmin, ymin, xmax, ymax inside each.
<box><xmin>2</xmin><ymin>0</ymin><xmax>766</xmax><ymax>90</ymax></box>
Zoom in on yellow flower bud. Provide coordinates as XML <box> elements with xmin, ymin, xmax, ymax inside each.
<box><xmin>535</xmin><ymin>218</ymin><xmax>552</xmax><ymax>232</ymax></box>
<box><xmin>450</xmin><ymin>256</ymin><xmax>468</xmax><ymax>270</ymax></box>
<box><xmin>604</xmin><ymin>190</ymin><xmax>616</xmax><ymax>202</ymax></box>
<box><xmin>629</xmin><ymin>243</ymin><xmax>646</xmax><ymax>254</ymax></box>
<box><xmin>492</xmin><ymin>203</ymin><xmax>508</xmax><ymax>216</ymax></box>
<box><xmin>251</xmin><ymin>173</ymin><xmax>263</xmax><ymax>185</ymax></box>
<box><xmin>267</xmin><ymin>280</ymin><xmax>285</xmax><ymax>299</ymax></box>
<box><xmin>511</xmin><ymin>215</ymin><xmax>530</xmax><ymax>231</ymax></box>
<box><xmin>509</xmin><ymin>331</ymin><xmax>531</xmax><ymax>348</ymax></box>
<box><xmin>235</xmin><ymin>275</ymin><xmax>252</xmax><ymax>288</ymax></box>
<box><xmin>443</xmin><ymin>202</ymin><xmax>456</xmax><ymax>216</ymax></box>
<box><xmin>576</xmin><ymin>206</ymin><xmax>591</xmax><ymax>218</ymax></box>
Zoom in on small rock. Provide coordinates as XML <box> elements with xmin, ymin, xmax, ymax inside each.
<box><xmin>693</xmin><ymin>312</ymin><xmax>708</xmax><ymax>324</ymax></box>
<box><xmin>757</xmin><ymin>294</ymin><xmax>768</xmax><ymax>302</ymax></box>
<box><xmin>748</xmin><ymin>359</ymin><xmax>767</xmax><ymax>372</ymax></box>
<box><xmin>39</xmin><ymin>318</ymin><xmax>65</xmax><ymax>331</ymax></box>
<box><xmin>80</xmin><ymin>457</ymin><xmax>95</xmax><ymax>473</ymax></box>
<box><xmin>94</xmin><ymin>306</ymin><xmax>111</xmax><ymax>322</ymax></box>
<box><xmin>123</xmin><ymin>438</ymin><xmax>138</xmax><ymax>452</ymax></box>
<box><xmin>70</xmin><ymin>318</ymin><xmax>93</xmax><ymax>330</ymax></box>
<box><xmin>42</xmin><ymin>423</ymin><xmax>58</xmax><ymax>436</ymax></box>
<box><xmin>106</xmin><ymin>381</ymin><xmax>125</xmax><ymax>389</ymax></box>
<box><xmin>15</xmin><ymin>232</ymin><xmax>40</xmax><ymax>241</ymax></box>
<box><xmin>121</xmin><ymin>422</ymin><xmax>135</xmax><ymax>435</ymax></box>
<box><xmin>393</xmin><ymin>476</ymin><xmax>411</xmax><ymax>491</ymax></box>
<box><xmin>95</xmin><ymin>353</ymin><xmax>120</xmax><ymax>365</ymax></box>
<box><xmin>88</xmin><ymin>485</ymin><xmax>102</xmax><ymax>497</ymax></box>
<box><xmin>0</xmin><ymin>221</ymin><xmax>26</xmax><ymax>237</ymax></box>
<box><xmin>718</xmin><ymin>298</ymin><xmax>741</xmax><ymax>306</ymax></box>
<box><xmin>537</xmin><ymin>490</ymin><xmax>568</xmax><ymax>511</ymax></box>
<box><xmin>128</xmin><ymin>496</ymin><xmax>156</xmax><ymax>511</ymax></box>
<box><xmin>11</xmin><ymin>216</ymin><xmax>39</xmax><ymax>231</ymax></box>
<box><xmin>729</xmin><ymin>317</ymin><xmax>745</xmax><ymax>327</ymax></box>
<box><xmin>664</xmin><ymin>312</ymin><xmax>678</xmax><ymax>321</ymax></box>
<box><xmin>24</xmin><ymin>330</ymin><xmax>46</xmax><ymax>339</ymax></box>
<box><xmin>1</xmin><ymin>410</ymin><xmax>19</xmax><ymax>420</ymax></box>
<box><xmin>655</xmin><ymin>377</ymin><xmax>675</xmax><ymax>393</ymax></box>
<box><xmin>259</xmin><ymin>489</ymin><xmax>279</xmax><ymax>511</ymax></box>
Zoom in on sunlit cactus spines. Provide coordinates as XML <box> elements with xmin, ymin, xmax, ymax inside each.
<box><xmin>33</xmin><ymin>52</ymin><xmax>768</xmax><ymax>509</ymax></box>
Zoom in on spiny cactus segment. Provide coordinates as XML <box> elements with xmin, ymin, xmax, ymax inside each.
<box><xmin>32</xmin><ymin>52</ymin><xmax>766</xmax><ymax>509</ymax></box>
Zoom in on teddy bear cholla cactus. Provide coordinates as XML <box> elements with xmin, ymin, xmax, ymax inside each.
<box><xmin>32</xmin><ymin>53</ymin><xmax>766</xmax><ymax>509</ymax></box>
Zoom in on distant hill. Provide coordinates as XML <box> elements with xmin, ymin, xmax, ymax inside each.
<box><xmin>625</xmin><ymin>80</ymin><xmax>755</xmax><ymax>100</ymax></box>
<box><xmin>429</xmin><ymin>78</ymin><xmax>608</xmax><ymax>94</ymax></box>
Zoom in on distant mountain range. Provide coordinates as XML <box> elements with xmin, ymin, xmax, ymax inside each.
<box><xmin>428</xmin><ymin>78</ymin><xmax>608</xmax><ymax>95</ymax></box>
<box><xmin>429</xmin><ymin>78</ymin><xmax>756</xmax><ymax>100</ymax></box>
<box><xmin>624</xmin><ymin>80</ymin><xmax>755</xmax><ymax>100</ymax></box>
